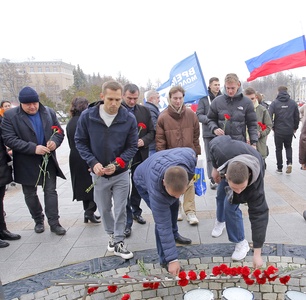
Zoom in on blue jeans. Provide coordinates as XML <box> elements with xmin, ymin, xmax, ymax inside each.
<box><xmin>216</xmin><ymin>178</ymin><xmax>244</xmax><ymax>243</ymax></box>
<box><xmin>135</xmin><ymin>183</ymin><xmax>179</xmax><ymax>264</ymax></box>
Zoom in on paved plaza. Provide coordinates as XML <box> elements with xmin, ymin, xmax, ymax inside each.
<box><xmin>2</xmin><ymin>125</ymin><xmax>306</xmax><ymax>299</ymax></box>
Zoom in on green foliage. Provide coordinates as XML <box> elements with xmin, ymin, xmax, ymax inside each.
<box><xmin>39</xmin><ymin>92</ymin><xmax>55</xmax><ymax>108</ymax></box>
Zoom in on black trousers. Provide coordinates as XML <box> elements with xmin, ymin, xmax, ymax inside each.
<box><xmin>22</xmin><ymin>161</ymin><xmax>60</xmax><ymax>226</ymax></box>
<box><xmin>274</xmin><ymin>133</ymin><xmax>293</xmax><ymax>170</ymax></box>
<box><xmin>0</xmin><ymin>186</ymin><xmax>6</xmax><ymax>231</ymax></box>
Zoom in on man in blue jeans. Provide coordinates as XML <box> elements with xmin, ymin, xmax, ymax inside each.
<box><xmin>209</xmin><ymin>135</ymin><xmax>268</xmax><ymax>267</ymax></box>
<box><xmin>133</xmin><ymin>147</ymin><xmax>196</xmax><ymax>275</ymax></box>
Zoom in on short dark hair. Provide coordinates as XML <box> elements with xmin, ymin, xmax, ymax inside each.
<box><xmin>278</xmin><ymin>86</ymin><xmax>288</xmax><ymax>92</ymax></box>
<box><xmin>123</xmin><ymin>83</ymin><xmax>139</xmax><ymax>95</ymax></box>
<box><xmin>244</xmin><ymin>87</ymin><xmax>256</xmax><ymax>96</ymax></box>
<box><xmin>226</xmin><ymin>161</ymin><xmax>249</xmax><ymax>184</ymax></box>
<box><xmin>209</xmin><ymin>77</ymin><xmax>219</xmax><ymax>84</ymax></box>
<box><xmin>69</xmin><ymin>97</ymin><xmax>89</xmax><ymax>117</ymax></box>
<box><xmin>164</xmin><ymin>166</ymin><xmax>188</xmax><ymax>192</ymax></box>
<box><xmin>0</xmin><ymin>100</ymin><xmax>11</xmax><ymax>108</ymax></box>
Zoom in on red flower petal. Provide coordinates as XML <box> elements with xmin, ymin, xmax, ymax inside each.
<box><xmin>178</xmin><ymin>271</ymin><xmax>187</xmax><ymax>279</ymax></box>
<box><xmin>87</xmin><ymin>286</ymin><xmax>99</xmax><ymax>294</ymax></box>
<box><xmin>187</xmin><ymin>270</ymin><xmax>197</xmax><ymax>280</ymax></box>
<box><xmin>199</xmin><ymin>270</ymin><xmax>207</xmax><ymax>280</ymax></box>
<box><xmin>121</xmin><ymin>294</ymin><xmax>131</xmax><ymax>300</ymax></box>
<box><xmin>115</xmin><ymin>157</ymin><xmax>126</xmax><ymax>168</ymax></box>
<box><xmin>51</xmin><ymin>125</ymin><xmax>62</xmax><ymax>134</ymax></box>
<box><xmin>178</xmin><ymin>278</ymin><xmax>189</xmax><ymax>286</ymax></box>
<box><xmin>138</xmin><ymin>122</ymin><xmax>147</xmax><ymax>129</ymax></box>
<box><xmin>279</xmin><ymin>275</ymin><xmax>291</xmax><ymax>285</ymax></box>
<box><xmin>107</xmin><ymin>285</ymin><xmax>117</xmax><ymax>293</ymax></box>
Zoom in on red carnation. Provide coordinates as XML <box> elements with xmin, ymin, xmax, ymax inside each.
<box><xmin>178</xmin><ymin>271</ymin><xmax>187</xmax><ymax>279</ymax></box>
<box><xmin>107</xmin><ymin>285</ymin><xmax>117</xmax><ymax>293</ymax></box>
<box><xmin>138</xmin><ymin>122</ymin><xmax>147</xmax><ymax>135</ymax></box>
<box><xmin>178</xmin><ymin>278</ymin><xmax>189</xmax><ymax>286</ymax></box>
<box><xmin>138</xmin><ymin>123</ymin><xmax>147</xmax><ymax>129</ymax></box>
<box><xmin>212</xmin><ymin>266</ymin><xmax>221</xmax><ymax>276</ymax></box>
<box><xmin>51</xmin><ymin>125</ymin><xmax>62</xmax><ymax>135</ymax></box>
<box><xmin>199</xmin><ymin>270</ymin><xmax>207</xmax><ymax>280</ymax></box>
<box><xmin>142</xmin><ymin>282</ymin><xmax>150</xmax><ymax>288</ymax></box>
<box><xmin>122</xmin><ymin>274</ymin><xmax>130</xmax><ymax>278</ymax></box>
<box><xmin>187</xmin><ymin>270</ymin><xmax>197</xmax><ymax>280</ymax></box>
<box><xmin>256</xmin><ymin>276</ymin><xmax>267</xmax><ymax>284</ymax></box>
<box><xmin>224</xmin><ymin>114</ymin><xmax>231</xmax><ymax>120</ymax></box>
<box><xmin>258</xmin><ymin>121</ymin><xmax>267</xmax><ymax>131</ymax></box>
<box><xmin>121</xmin><ymin>294</ymin><xmax>131</xmax><ymax>300</ymax></box>
<box><xmin>115</xmin><ymin>157</ymin><xmax>126</xmax><ymax>168</ymax></box>
<box><xmin>243</xmin><ymin>276</ymin><xmax>255</xmax><ymax>285</ymax></box>
<box><xmin>241</xmin><ymin>266</ymin><xmax>251</xmax><ymax>277</ymax></box>
<box><xmin>279</xmin><ymin>275</ymin><xmax>291</xmax><ymax>285</ymax></box>
<box><xmin>252</xmin><ymin>269</ymin><xmax>262</xmax><ymax>279</ymax></box>
<box><xmin>87</xmin><ymin>286</ymin><xmax>99</xmax><ymax>294</ymax></box>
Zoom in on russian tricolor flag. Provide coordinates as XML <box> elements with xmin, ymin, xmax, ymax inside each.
<box><xmin>245</xmin><ymin>35</ymin><xmax>306</xmax><ymax>82</ymax></box>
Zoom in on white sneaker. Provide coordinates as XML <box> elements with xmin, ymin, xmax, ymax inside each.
<box><xmin>186</xmin><ymin>213</ymin><xmax>199</xmax><ymax>225</ymax></box>
<box><xmin>177</xmin><ymin>205</ymin><xmax>183</xmax><ymax>221</ymax></box>
<box><xmin>107</xmin><ymin>234</ymin><xmax>115</xmax><ymax>252</ymax></box>
<box><xmin>231</xmin><ymin>239</ymin><xmax>250</xmax><ymax>261</ymax></box>
<box><xmin>114</xmin><ymin>241</ymin><xmax>133</xmax><ymax>259</ymax></box>
<box><xmin>211</xmin><ymin>219</ymin><xmax>225</xmax><ymax>237</ymax></box>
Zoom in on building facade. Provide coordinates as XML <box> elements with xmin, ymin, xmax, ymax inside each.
<box><xmin>0</xmin><ymin>59</ymin><xmax>75</xmax><ymax>105</ymax></box>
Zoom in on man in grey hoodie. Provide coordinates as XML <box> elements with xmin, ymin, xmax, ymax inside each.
<box><xmin>209</xmin><ymin>135</ymin><xmax>268</xmax><ymax>268</ymax></box>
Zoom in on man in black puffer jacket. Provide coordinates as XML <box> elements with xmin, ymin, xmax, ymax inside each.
<box><xmin>268</xmin><ymin>86</ymin><xmax>299</xmax><ymax>174</ymax></box>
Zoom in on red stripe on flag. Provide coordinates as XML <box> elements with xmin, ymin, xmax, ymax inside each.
<box><xmin>247</xmin><ymin>50</ymin><xmax>306</xmax><ymax>82</ymax></box>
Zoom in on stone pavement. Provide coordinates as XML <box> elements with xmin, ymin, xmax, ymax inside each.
<box><xmin>2</xmin><ymin>126</ymin><xmax>306</xmax><ymax>300</ymax></box>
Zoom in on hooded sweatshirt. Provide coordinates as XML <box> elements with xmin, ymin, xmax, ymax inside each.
<box><xmin>209</xmin><ymin>135</ymin><xmax>268</xmax><ymax>248</ymax></box>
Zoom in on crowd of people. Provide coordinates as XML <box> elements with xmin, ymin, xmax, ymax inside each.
<box><xmin>1</xmin><ymin>75</ymin><xmax>305</xmax><ymax>276</ymax></box>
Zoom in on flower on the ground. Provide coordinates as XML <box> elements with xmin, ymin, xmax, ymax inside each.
<box><xmin>87</xmin><ymin>286</ymin><xmax>99</xmax><ymax>294</ymax></box>
<box><xmin>138</xmin><ymin>122</ymin><xmax>147</xmax><ymax>135</ymax></box>
<box><xmin>107</xmin><ymin>285</ymin><xmax>118</xmax><ymax>293</ymax></box>
<box><xmin>85</xmin><ymin>157</ymin><xmax>126</xmax><ymax>193</ymax></box>
<box><xmin>258</xmin><ymin>121</ymin><xmax>267</xmax><ymax>131</ymax></box>
<box><xmin>279</xmin><ymin>275</ymin><xmax>291</xmax><ymax>285</ymax></box>
<box><xmin>223</xmin><ymin>114</ymin><xmax>231</xmax><ymax>131</ymax></box>
<box><xmin>188</xmin><ymin>270</ymin><xmax>197</xmax><ymax>280</ymax></box>
<box><xmin>35</xmin><ymin>126</ymin><xmax>62</xmax><ymax>188</ymax></box>
<box><xmin>121</xmin><ymin>294</ymin><xmax>130</xmax><ymax>300</ymax></box>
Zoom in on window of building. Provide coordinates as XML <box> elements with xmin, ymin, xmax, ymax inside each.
<box><xmin>45</xmin><ymin>67</ymin><xmax>50</xmax><ymax>72</ymax></box>
<box><xmin>38</xmin><ymin>67</ymin><xmax>42</xmax><ymax>72</ymax></box>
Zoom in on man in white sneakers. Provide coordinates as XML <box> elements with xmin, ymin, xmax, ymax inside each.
<box><xmin>210</xmin><ymin>136</ymin><xmax>268</xmax><ymax>268</ymax></box>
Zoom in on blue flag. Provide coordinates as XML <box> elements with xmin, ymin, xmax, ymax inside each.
<box><xmin>157</xmin><ymin>52</ymin><xmax>208</xmax><ymax>110</ymax></box>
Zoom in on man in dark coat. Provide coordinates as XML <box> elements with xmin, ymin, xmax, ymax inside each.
<box><xmin>122</xmin><ymin>84</ymin><xmax>154</xmax><ymax>237</ymax></box>
<box><xmin>268</xmin><ymin>86</ymin><xmax>299</xmax><ymax>174</ymax></box>
<box><xmin>133</xmin><ymin>147</ymin><xmax>197</xmax><ymax>275</ymax></box>
<box><xmin>144</xmin><ymin>90</ymin><xmax>160</xmax><ymax>156</ymax></box>
<box><xmin>209</xmin><ymin>135</ymin><xmax>268</xmax><ymax>268</ymax></box>
<box><xmin>2</xmin><ymin>87</ymin><xmax>66</xmax><ymax>235</ymax></box>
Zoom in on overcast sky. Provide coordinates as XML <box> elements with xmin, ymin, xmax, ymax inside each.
<box><xmin>1</xmin><ymin>0</ymin><xmax>306</xmax><ymax>87</ymax></box>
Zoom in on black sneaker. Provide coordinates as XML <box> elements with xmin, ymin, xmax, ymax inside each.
<box><xmin>34</xmin><ymin>223</ymin><xmax>45</xmax><ymax>233</ymax></box>
<box><xmin>107</xmin><ymin>234</ymin><xmax>115</xmax><ymax>252</ymax></box>
<box><xmin>114</xmin><ymin>241</ymin><xmax>133</xmax><ymax>259</ymax></box>
<box><xmin>276</xmin><ymin>169</ymin><xmax>282</xmax><ymax>174</ymax></box>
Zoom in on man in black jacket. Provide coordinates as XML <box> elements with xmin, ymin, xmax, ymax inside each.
<box><xmin>269</xmin><ymin>86</ymin><xmax>299</xmax><ymax>174</ymax></box>
<box><xmin>210</xmin><ymin>135</ymin><xmax>268</xmax><ymax>268</ymax></box>
<box><xmin>207</xmin><ymin>73</ymin><xmax>258</xmax><ymax>248</ymax></box>
<box><xmin>122</xmin><ymin>84</ymin><xmax>155</xmax><ymax>237</ymax></box>
<box><xmin>196</xmin><ymin>77</ymin><xmax>222</xmax><ymax>190</ymax></box>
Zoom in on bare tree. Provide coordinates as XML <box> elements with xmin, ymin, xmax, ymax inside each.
<box><xmin>0</xmin><ymin>59</ymin><xmax>31</xmax><ymax>103</ymax></box>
